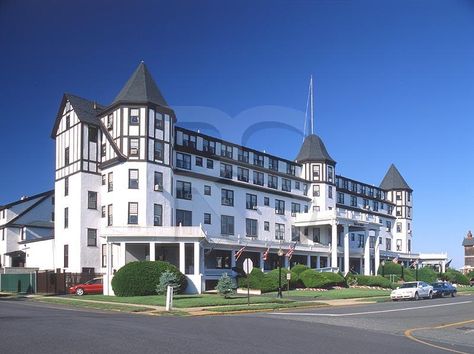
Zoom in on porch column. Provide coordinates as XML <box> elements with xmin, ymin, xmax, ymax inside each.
<box><xmin>374</xmin><ymin>230</ymin><xmax>380</xmax><ymax>275</ymax></box>
<box><xmin>105</xmin><ymin>241</ymin><xmax>113</xmax><ymax>295</ymax></box>
<box><xmin>441</xmin><ymin>260</ymin><xmax>446</xmax><ymax>273</ymax></box>
<box><xmin>120</xmin><ymin>242</ymin><xmax>126</xmax><ymax>269</ymax></box>
<box><xmin>331</xmin><ymin>222</ymin><xmax>338</xmax><ymax>268</ymax></box>
<box><xmin>359</xmin><ymin>257</ymin><xmax>363</xmax><ymax>274</ymax></box>
<box><xmin>307</xmin><ymin>255</ymin><xmax>311</xmax><ymax>268</ymax></box>
<box><xmin>364</xmin><ymin>230</ymin><xmax>370</xmax><ymax>275</ymax></box>
<box><xmin>316</xmin><ymin>255</ymin><xmax>320</xmax><ymax>268</ymax></box>
<box><xmin>179</xmin><ymin>242</ymin><xmax>185</xmax><ymax>273</ymax></box>
<box><xmin>283</xmin><ymin>255</ymin><xmax>289</xmax><ymax>269</ymax></box>
<box><xmin>260</xmin><ymin>251</ymin><xmax>265</xmax><ymax>271</ymax></box>
<box><xmin>149</xmin><ymin>243</ymin><xmax>155</xmax><ymax>261</ymax></box>
<box><xmin>343</xmin><ymin>224</ymin><xmax>350</xmax><ymax>275</ymax></box>
<box><xmin>231</xmin><ymin>250</ymin><xmax>236</xmax><ymax>268</ymax></box>
<box><xmin>194</xmin><ymin>242</ymin><xmax>200</xmax><ymax>275</ymax></box>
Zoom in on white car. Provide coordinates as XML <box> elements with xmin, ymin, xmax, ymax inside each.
<box><xmin>390</xmin><ymin>281</ymin><xmax>433</xmax><ymax>301</ymax></box>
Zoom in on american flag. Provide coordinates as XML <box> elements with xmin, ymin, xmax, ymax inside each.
<box><xmin>235</xmin><ymin>246</ymin><xmax>246</xmax><ymax>261</ymax></box>
<box><xmin>263</xmin><ymin>247</ymin><xmax>270</xmax><ymax>261</ymax></box>
<box><xmin>286</xmin><ymin>243</ymin><xmax>296</xmax><ymax>260</ymax></box>
<box><xmin>410</xmin><ymin>259</ymin><xmax>419</xmax><ymax>268</ymax></box>
<box><xmin>392</xmin><ymin>257</ymin><xmax>398</xmax><ymax>264</ymax></box>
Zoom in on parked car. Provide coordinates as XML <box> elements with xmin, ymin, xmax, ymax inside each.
<box><xmin>390</xmin><ymin>281</ymin><xmax>433</xmax><ymax>301</ymax></box>
<box><xmin>69</xmin><ymin>277</ymin><xmax>103</xmax><ymax>296</ymax></box>
<box><xmin>470</xmin><ymin>278</ymin><xmax>474</xmax><ymax>287</ymax></box>
<box><xmin>431</xmin><ymin>282</ymin><xmax>457</xmax><ymax>298</ymax></box>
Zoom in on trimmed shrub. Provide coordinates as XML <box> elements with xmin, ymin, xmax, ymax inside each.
<box><xmin>465</xmin><ymin>271</ymin><xmax>474</xmax><ymax>280</ymax></box>
<box><xmin>378</xmin><ymin>261</ymin><xmax>415</xmax><ymax>281</ymax></box>
<box><xmin>442</xmin><ymin>269</ymin><xmax>470</xmax><ymax>285</ymax></box>
<box><xmin>238</xmin><ymin>268</ymin><xmax>265</xmax><ymax>289</ymax></box>
<box><xmin>416</xmin><ymin>267</ymin><xmax>438</xmax><ymax>283</ymax></box>
<box><xmin>290</xmin><ymin>264</ymin><xmax>309</xmax><ymax>288</ymax></box>
<box><xmin>112</xmin><ymin>261</ymin><xmax>187</xmax><ymax>297</ymax></box>
<box><xmin>237</xmin><ymin>268</ymin><xmax>289</xmax><ymax>293</ymax></box>
<box><xmin>346</xmin><ymin>275</ymin><xmax>394</xmax><ymax>289</ymax></box>
<box><xmin>300</xmin><ymin>270</ymin><xmax>345</xmax><ymax>289</ymax></box>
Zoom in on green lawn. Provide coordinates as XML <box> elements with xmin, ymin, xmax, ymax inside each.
<box><xmin>208</xmin><ymin>301</ymin><xmax>326</xmax><ymax>313</ymax></box>
<box><xmin>271</xmin><ymin>288</ymin><xmax>391</xmax><ymax>300</ymax></box>
<box><xmin>76</xmin><ymin>293</ymin><xmax>291</xmax><ymax>308</ymax></box>
<box><xmin>34</xmin><ymin>297</ymin><xmax>152</xmax><ymax>312</ymax></box>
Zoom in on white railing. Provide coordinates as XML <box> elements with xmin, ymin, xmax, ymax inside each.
<box><xmin>104</xmin><ymin>225</ymin><xmax>206</xmax><ymax>238</ymax></box>
<box><xmin>293</xmin><ymin>210</ymin><xmax>336</xmax><ymax>223</ymax></box>
<box><xmin>336</xmin><ymin>209</ymin><xmax>378</xmax><ymax>223</ymax></box>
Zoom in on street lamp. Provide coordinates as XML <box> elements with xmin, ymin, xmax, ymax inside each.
<box><xmin>381</xmin><ymin>260</ymin><xmax>385</xmax><ymax>277</ymax></box>
<box><xmin>277</xmin><ymin>248</ymin><xmax>284</xmax><ymax>298</ymax></box>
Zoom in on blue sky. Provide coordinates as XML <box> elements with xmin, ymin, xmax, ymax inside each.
<box><xmin>1</xmin><ymin>0</ymin><xmax>473</xmax><ymax>268</ymax></box>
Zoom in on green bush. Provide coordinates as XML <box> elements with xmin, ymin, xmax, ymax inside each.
<box><xmin>300</xmin><ymin>270</ymin><xmax>345</xmax><ymax>289</ymax></box>
<box><xmin>378</xmin><ymin>262</ymin><xmax>415</xmax><ymax>281</ymax></box>
<box><xmin>112</xmin><ymin>261</ymin><xmax>187</xmax><ymax>297</ymax></box>
<box><xmin>416</xmin><ymin>267</ymin><xmax>438</xmax><ymax>283</ymax></box>
<box><xmin>442</xmin><ymin>268</ymin><xmax>470</xmax><ymax>285</ymax></box>
<box><xmin>237</xmin><ymin>268</ymin><xmax>289</xmax><ymax>293</ymax></box>
<box><xmin>155</xmin><ymin>270</ymin><xmax>180</xmax><ymax>295</ymax></box>
<box><xmin>290</xmin><ymin>264</ymin><xmax>309</xmax><ymax>288</ymax></box>
<box><xmin>216</xmin><ymin>273</ymin><xmax>237</xmax><ymax>298</ymax></box>
<box><xmin>465</xmin><ymin>271</ymin><xmax>474</xmax><ymax>279</ymax></box>
<box><xmin>346</xmin><ymin>275</ymin><xmax>394</xmax><ymax>289</ymax></box>
<box><xmin>238</xmin><ymin>268</ymin><xmax>265</xmax><ymax>289</ymax></box>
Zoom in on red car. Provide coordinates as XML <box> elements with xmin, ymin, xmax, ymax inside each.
<box><xmin>69</xmin><ymin>278</ymin><xmax>103</xmax><ymax>296</ymax></box>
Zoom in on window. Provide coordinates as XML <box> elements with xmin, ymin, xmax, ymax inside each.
<box><xmin>238</xmin><ymin>149</ymin><xmax>249</xmax><ymax>163</ymax></box>
<box><xmin>87</xmin><ymin>228</ymin><xmax>97</xmax><ymax>246</ymax></box>
<box><xmin>154</xmin><ymin>204</ymin><xmax>162</xmax><ymax>226</ymax></box>
<box><xmin>327</xmin><ymin>166</ymin><xmax>334</xmax><ymax>182</ymax></box>
<box><xmin>203</xmin><ymin>139</ymin><xmax>215</xmax><ymax>154</ymax></box>
<box><xmin>176</xmin><ymin>153</ymin><xmax>191</xmax><ymax>169</ymax></box>
<box><xmin>291</xmin><ymin>202</ymin><xmax>301</xmax><ymax>216</ymax></box>
<box><xmin>312</xmin><ymin>165</ymin><xmax>320</xmax><ymax>181</ymax></box>
<box><xmin>128</xmin><ymin>202</ymin><xmax>138</xmax><ymax>224</ymax></box>
<box><xmin>129</xmin><ymin>138</ymin><xmax>139</xmax><ymax>156</ymax></box>
<box><xmin>282</xmin><ymin>178</ymin><xmax>291</xmax><ymax>192</ymax></box>
<box><xmin>154</xmin><ymin>171</ymin><xmax>163</xmax><ymax>191</ymax></box>
<box><xmin>220</xmin><ymin>163</ymin><xmax>232</xmax><ymax>179</ymax></box>
<box><xmin>396</xmin><ymin>192</ymin><xmax>402</xmax><ymax>201</ymax></box>
<box><xmin>205</xmin><ymin>249</ymin><xmax>231</xmax><ymax>269</ymax></box>
<box><xmin>275</xmin><ymin>223</ymin><xmax>285</xmax><ymax>240</ymax></box>
<box><xmin>207</xmin><ymin>159</ymin><xmax>214</xmax><ymax>169</ymax></box>
<box><xmin>64</xmin><ymin>176</ymin><xmax>69</xmax><ymax>196</ymax></box>
<box><xmin>20</xmin><ymin>227</ymin><xmax>25</xmax><ymax>241</ymax></box>
<box><xmin>102</xmin><ymin>244</ymin><xmax>107</xmax><ymax>268</ymax></box>
<box><xmin>304</xmin><ymin>228</ymin><xmax>309</xmax><ymax>236</ymax></box>
<box><xmin>268</xmin><ymin>175</ymin><xmax>278</xmax><ymax>189</ymax></box>
<box><xmin>107</xmin><ymin>114</ymin><xmax>113</xmax><ymax>130</ymax></box>
<box><xmin>342</xmin><ymin>179</ymin><xmax>349</xmax><ymax>190</ymax></box>
<box><xmin>221</xmin><ymin>143</ymin><xmax>233</xmax><ymax>159</ymax></box>
<box><xmin>253</xmin><ymin>171</ymin><xmax>264</xmax><ymax>186</ymax></box>
<box><xmin>328</xmin><ymin>186</ymin><xmax>333</xmax><ymax>199</ymax></box>
<box><xmin>204</xmin><ymin>213</ymin><xmax>211</xmax><ymax>224</ymax></box>
<box><xmin>386</xmin><ymin>220</ymin><xmax>392</xmax><ymax>229</ymax></box>
<box><xmin>101</xmin><ymin>206</ymin><xmax>106</xmax><ymax>218</ymax></box>
<box><xmin>407</xmin><ymin>207</ymin><xmax>411</xmax><ymax>218</ymax></box>
<box><xmin>246</xmin><ymin>218</ymin><xmax>258</xmax><ymax>237</ymax></box>
<box><xmin>396</xmin><ymin>222</ymin><xmax>402</xmax><ymax>233</ymax></box>
<box><xmin>264</xmin><ymin>221</ymin><xmax>270</xmax><ymax>231</ymax></box>
<box><xmin>268</xmin><ymin>157</ymin><xmax>278</xmax><ymax>171</ymax></box>
<box><xmin>287</xmin><ymin>164</ymin><xmax>296</xmax><ymax>176</ymax></box>
<box><xmin>368</xmin><ymin>187</ymin><xmax>374</xmax><ymax>197</ymax></box>
<box><xmin>254</xmin><ymin>153</ymin><xmax>264</xmax><ymax>167</ymax></box>
<box><xmin>129</xmin><ymin>169</ymin><xmax>139</xmax><ymax>189</ymax></box>
<box><xmin>221</xmin><ymin>189</ymin><xmax>234</xmax><ymax>206</ymax></box>
<box><xmin>313</xmin><ymin>228</ymin><xmax>320</xmax><ymax>243</ymax></box>
<box><xmin>108</xmin><ymin>172</ymin><xmax>113</xmax><ymax>192</ymax></box>
<box><xmin>291</xmin><ymin>227</ymin><xmax>299</xmax><ymax>242</ymax></box>
<box><xmin>176</xmin><ymin>181</ymin><xmax>192</xmax><ymax>200</ymax></box>
<box><xmin>408</xmin><ymin>192</ymin><xmax>411</xmax><ymax>202</ymax></box>
<box><xmin>107</xmin><ymin>204</ymin><xmax>113</xmax><ymax>226</ymax></box>
<box><xmin>64</xmin><ymin>245</ymin><xmax>69</xmax><ymax>268</ymax></box>
<box><xmin>264</xmin><ymin>197</ymin><xmax>270</xmax><ymax>206</ymax></box>
<box><xmin>396</xmin><ymin>207</ymin><xmax>402</xmax><ymax>216</ymax></box>
<box><xmin>221</xmin><ymin>215</ymin><xmax>234</xmax><ymax>235</ymax></box>
<box><xmin>88</xmin><ymin>191</ymin><xmax>97</xmax><ymax>209</ymax></box>
<box><xmin>408</xmin><ymin>222</ymin><xmax>411</xmax><ymax>231</ymax></box>
<box><xmin>396</xmin><ymin>239</ymin><xmax>402</xmax><ymax>252</ymax></box>
<box><xmin>275</xmin><ymin>199</ymin><xmax>285</xmax><ymax>215</ymax></box>
<box><xmin>88</xmin><ymin>126</ymin><xmax>98</xmax><ymax>143</ymax></box>
<box><xmin>182</xmin><ymin>133</ymin><xmax>196</xmax><ymax>148</ymax></box>
<box><xmin>65</xmin><ymin>115</ymin><xmax>70</xmax><ymax>129</ymax></box>
<box><xmin>154</xmin><ymin>141</ymin><xmax>164</xmax><ymax>161</ymax></box>
<box><xmin>373</xmin><ymin>201</ymin><xmax>379</xmax><ymax>211</ymax></box>
<box><xmin>130</xmin><ymin>108</ymin><xmax>140</xmax><ymax>125</ymax></box>
<box><xmin>237</xmin><ymin>167</ymin><xmax>249</xmax><ymax>182</ymax></box>
<box><xmin>337</xmin><ymin>192</ymin><xmax>344</xmax><ymax>204</ymax></box>
<box><xmin>64</xmin><ymin>147</ymin><xmax>70</xmax><ymax>165</ymax></box>
<box><xmin>369</xmin><ymin>236</ymin><xmax>375</xmax><ymax>249</ymax></box>
<box><xmin>195</xmin><ymin>156</ymin><xmax>203</xmax><ymax>167</ymax></box>
<box><xmin>101</xmin><ymin>175</ymin><xmax>106</xmax><ymax>186</ymax></box>
<box><xmin>363</xmin><ymin>199</ymin><xmax>369</xmax><ymax>209</ymax></box>
<box><xmin>408</xmin><ymin>239</ymin><xmax>411</xmax><ymax>252</ymax></box>
<box><xmin>358</xmin><ymin>234</ymin><xmax>364</xmax><ymax>248</ymax></box>
<box><xmin>64</xmin><ymin>207</ymin><xmax>68</xmax><ymax>228</ymax></box>
<box><xmin>51</xmin><ymin>212</ymin><xmax>55</xmax><ymax>222</ymax></box>
<box><xmin>203</xmin><ymin>185</ymin><xmax>211</xmax><ymax>196</ymax></box>
<box><xmin>386</xmin><ymin>238</ymin><xmax>391</xmax><ymax>251</ymax></box>
<box><xmin>101</xmin><ymin>144</ymin><xmax>106</xmax><ymax>158</ymax></box>
<box><xmin>388</xmin><ymin>205</ymin><xmax>393</xmax><ymax>215</ymax></box>
<box><xmin>351</xmin><ymin>182</ymin><xmax>358</xmax><ymax>193</ymax></box>
<box><xmin>246</xmin><ymin>193</ymin><xmax>257</xmax><ymax>210</ymax></box>
<box><xmin>295</xmin><ymin>181</ymin><xmax>300</xmax><ymax>190</ymax></box>
<box><xmin>360</xmin><ymin>185</ymin><xmax>367</xmax><ymax>195</ymax></box>
<box><xmin>312</xmin><ymin>185</ymin><xmax>320</xmax><ymax>197</ymax></box>
<box><xmin>155</xmin><ymin>112</ymin><xmax>164</xmax><ymax>130</ymax></box>
<box><xmin>176</xmin><ymin>209</ymin><xmax>192</xmax><ymax>226</ymax></box>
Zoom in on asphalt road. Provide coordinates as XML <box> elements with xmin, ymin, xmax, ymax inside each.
<box><xmin>0</xmin><ymin>295</ymin><xmax>473</xmax><ymax>354</ymax></box>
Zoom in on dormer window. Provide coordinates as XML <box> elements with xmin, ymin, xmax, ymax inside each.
<box><xmin>154</xmin><ymin>141</ymin><xmax>164</xmax><ymax>161</ymax></box>
<box><xmin>182</xmin><ymin>133</ymin><xmax>196</xmax><ymax>149</ymax></box>
<box><xmin>254</xmin><ymin>153</ymin><xmax>264</xmax><ymax>167</ymax></box>
<box><xmin>327</xmin><ymin>166</ymin><xmax>334</xmax><ymax>183</ymax></box>
<box><xmin>221</xmin><ymin>143</ymin><xmax>233</xmax><ymax>159</ymax></box>
<box><xmin>312</xmin><ymin>165</ymin><xmax>320</xmax><ymax>181</ymax></box>
<box><xmin>129</xmin><ymin>138</ymin><xmax>139</xmax><ymax>156</ymax></box>
<box><xmin>88</xmin><ymin>127</ymin><xmax>98</xmax><ymax>143</ymax></box>
<box><xmin>203</xmin><ymin>139</ymin><xmax>216</xmax><ymax>154</ymax></box>
<box><xmin>238</xmin><ymin>149</ymin><xmax>249</xmax><ymax>163</ymax></box>
<box><xmin>155</xmin><ymin>112</ymin><xmax>164</xmax><ymax>130</ymax></box>
<box><xmin>107</xmin><ymin>114</ymin><xmax>113</xmax><ymax>130</ymax></box>
<box><xmin>268</xmin><ymin>157</ymin><xmax>278</xmax><ymax>171</ymax></box>
<box><xmin>130</xmin><ymin>109</ymin><xmax>140</xmax><ymax>125</ymax></box>
<box><xmin>65</xmin><ymin>115</ymin><xmax>70</xmax><ymax>129</ymax></box>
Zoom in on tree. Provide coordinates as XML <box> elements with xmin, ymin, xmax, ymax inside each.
<box><xmin>215</xmin><ymin>273</ymin><xmax>236</xmax><ymax>298</ymax></box>
<box><xmin>156</xmin><ymin>270</ymin><xmax>180</xmax><ymax>295</ymax></box>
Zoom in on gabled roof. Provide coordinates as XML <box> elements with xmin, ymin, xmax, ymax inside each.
<box><xmin>51</xmin><ymin>94</ymin><xmax>104</xmax><ymax>138</ymax></box>
<box><xmin>295</xmin><ymin>134</ymin><xmax>335</xmax><ymax>164</ymax></box>
<box><xmin>379</xmin><ymin>164</ymin><xmax>412</xmax><ymax>191</ymax></box>
<box><xmin>112</xmin><ymin>62</ymin><xmax>168</xmax><ymax>107</ymax></box>
<box><xmin>0</xmin><ymin>190</ymin><xmax>54</xmax><ymax>211</ymax></box>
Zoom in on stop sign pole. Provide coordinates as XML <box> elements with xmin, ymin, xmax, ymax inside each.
<box><xmin>243</xmin><ymin>258</ymin><xmax>253</xmax><ymax>306</ymax></box>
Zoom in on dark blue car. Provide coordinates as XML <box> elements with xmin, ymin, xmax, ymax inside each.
<box><xmin>431</xmin><ymin>282</ymin><xmax>457</xmax><ymax>298</ymax></box>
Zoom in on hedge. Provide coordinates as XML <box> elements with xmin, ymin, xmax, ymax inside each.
<box><xmin>290</xmin><ymin>264</ymin><xmax>309</xmax><ymax>288</ymax></box>
<box><xmin>441</xmin><ymin>269</ymin><xmax>470</xmax><ymax>285</ymax></box>
<box><xmin>378</xmin><ymin>261</ymin><xmax>415</xmax><ymax>281</ymax></box>
<box><xmin>299</xmin><ymin>270</ymin><xmax>345</xmax><ymax>289</ymax></box>
<box><xmin>112</xmin><ymin>261</ymin><xmax>187</xmax><ymax>296</ymax></box>
<box><xmin>238</xmin><ymin>268</ymin><xmax>289</xmax><ymax>293</ymax></box>
<box><xmin>346</xmin><ymin>275</ymin><xmax>394</xmax><ymax>289</ymax></box>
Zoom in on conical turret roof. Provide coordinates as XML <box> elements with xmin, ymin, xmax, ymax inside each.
<box><xmin>296</xmin><ymin>134</ymin><xmax>335</xmax><ymax>164</ymax></box>
<box><xmin>113</xmin><ymin>62</ymin><xmax>168</xmax><ymax>107</ymax></box>
<box><xmin>379</xmin><ymin>164</ymin><xmax>412</xmax><ymax>191</ymax></box>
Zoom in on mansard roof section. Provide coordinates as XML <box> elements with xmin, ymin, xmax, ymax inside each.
<box><xmin>379</xmin><ymin>164</ymin><xmax>412</xmax><ymax>191</ymax></box>
<box><xmin>0</xmin><ymin>190</ymin><xmax>54</xmax><ymax>211</ymax></box>
<box><xmin>295</xmin><ymin>134</ymin><xmax>335</xmax><ymax>164</ymax></box>
<box><xmin>111</xmin><ymin>62</ymin><xmax>168</xmax><ymax>108</ymax></box>
<box><xmin>51</xmin><ymin>93</ymin><xmax>104</xmax><ymax>138</ymax></box>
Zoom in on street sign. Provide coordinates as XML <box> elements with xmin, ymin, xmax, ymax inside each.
<box><xmin>243</xmin><ymin>258</ymin><xmax>253</xmax><ymax>274</ymax></box>
<box><xmin>286</xmin><ymin>273</ymin><xmax>291</xmax><ymax>280</ymax></box>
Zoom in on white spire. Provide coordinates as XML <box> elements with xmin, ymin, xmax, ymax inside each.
<box><xmin>310</xmin><ymin>75</ymin><xmax>314</xmax><ymax>134</ymax></box>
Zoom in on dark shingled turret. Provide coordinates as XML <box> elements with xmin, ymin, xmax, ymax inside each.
<box><xmin>113</xmin><ymin>62</ymin><xmax>168</xmax><ymax>107</ymax></box>
<box><xmin>296</xmin><ymin>134</ymin><xmax>335</xmax><ymax>164</ymax></box>
<box><xmin>379</xmin><ymin>164</ymin><xmax>412</xmax><ymax>191</ymax></box>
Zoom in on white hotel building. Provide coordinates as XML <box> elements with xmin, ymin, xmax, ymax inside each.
<box><xmin>0</xmin><ymin>63</ymin><xmax>447</xmax><ymax>293</ymax></box>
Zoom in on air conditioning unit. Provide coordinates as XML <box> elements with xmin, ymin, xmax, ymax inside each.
<box><xmin>154</xmin><ymin>184</ymin><xmax>163</xmax><ymax>192</ymax></box>
<box><xmin>252</xmin><ymin>205</ymin><xmax>258</xmax><ymax>210</ymax></box>
<box><xmin>386</xmin><ymin>227</ymin><xmax>390</xmax><ymax>232</ymax></box>
<box><xmin>130</xmin><ymin>148</ymin><xmax>138</xmax><ymax>155</ymax></box>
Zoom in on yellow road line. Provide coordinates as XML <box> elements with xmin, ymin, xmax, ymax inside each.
<box><xmin>404</xmin><ymin>319</ymin><xmax>474</xmax><ymax>354</ymax></box>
